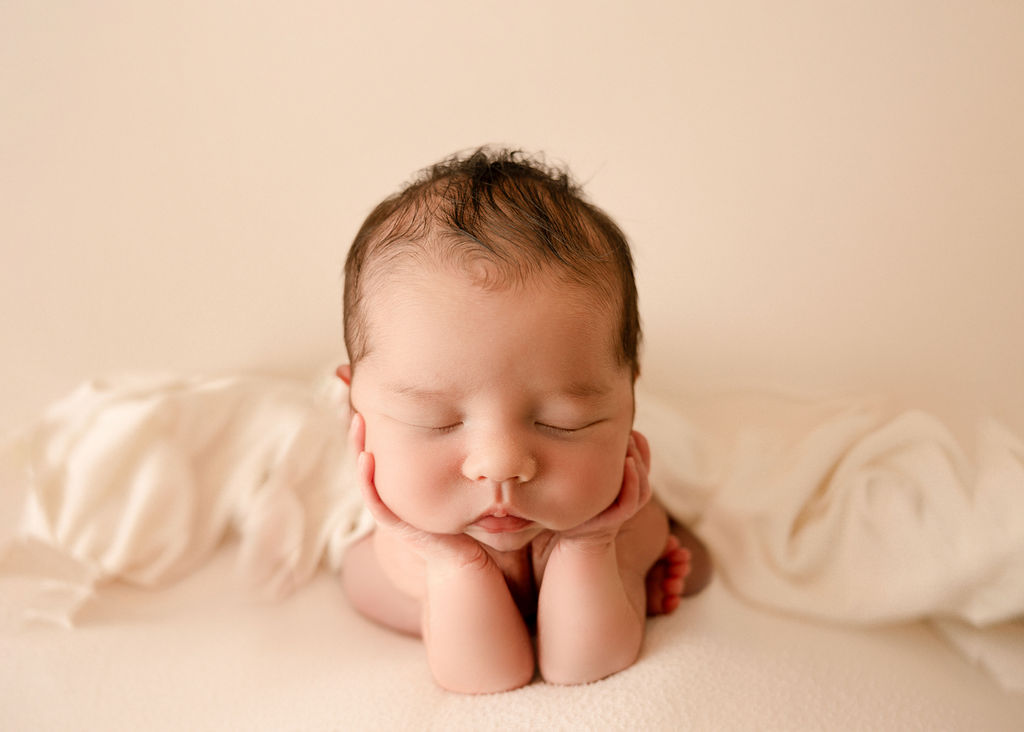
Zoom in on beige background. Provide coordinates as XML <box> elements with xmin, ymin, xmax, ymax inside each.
<box><xmin>2</xmin><ymin>0</ymin><xmax>1022</xmax><ymax>434</ymax></box>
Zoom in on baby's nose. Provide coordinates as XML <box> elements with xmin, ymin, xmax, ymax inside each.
<box><xmin>462</xmin><ymin>435</ymin><xmax>537</xmax><ymax>485</ymax></box>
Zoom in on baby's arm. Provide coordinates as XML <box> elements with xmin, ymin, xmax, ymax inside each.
<box><xmin>536</xmin><ymin>431</ymin><xmax>667</xmax><ymax>685</ymax></box>
<box><xmin>351</xmin><ymin>416</ymin><xmax>534</xmax><ymax>694</ymax></box>
<box><xmin>416</xmin><ymin>538</ymin><xmax>534</xmax><ymax>693</ymax></box>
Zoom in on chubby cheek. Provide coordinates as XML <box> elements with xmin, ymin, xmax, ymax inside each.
<box><xmin>364</xmin><ymin>427</ymin><xmax>467</xmax><ymax>533</ymax></box>
<box><xmin>539</xmin><ymin>437</ymin><xmax>629</xmax><ymax>529</ymax></box>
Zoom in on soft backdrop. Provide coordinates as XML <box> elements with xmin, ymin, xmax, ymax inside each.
<box><xmin>3</xmin><ymin>0</ymin><xmax>1022</xmax><ymax>434</ymax></box>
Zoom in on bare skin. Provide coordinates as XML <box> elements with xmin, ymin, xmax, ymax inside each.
<box><xmin>342</xmin><ymin>413</ymin><xmax>710</xmax><ymax>692</ymax></box>
<box><xmin>647</xmin><ymin>534</ymin><xmax>690</xmax><ymax>615</ymax></box>
<box><xmin>338</xmin><ymin>268</ymin><xmax>711</xmax><ymax>693</ymax></box>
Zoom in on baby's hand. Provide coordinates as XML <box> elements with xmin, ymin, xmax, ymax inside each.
<box><xmin>554</xmin><ymin>430</ymin><xmax>653</xmax><ymax>552</ymax></box>
<box><xmin>349</xmin><ymin>414</ymin><xmax>493</xmax><ymax>576</ymax></box>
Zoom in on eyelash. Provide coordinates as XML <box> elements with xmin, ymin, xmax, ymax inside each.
<box><xmin>536</xmin><ymin>422</ymin><xmax>581</xmax><ymax>435</ymax></box>
<box><xmin>428</xmin><ymin>422</ymin><xmax>584</xmax><ymax>435</ymax></box>
<box><xmin>431</xmin><ymin>422</ymin><xmax>463</xmax><ymax>434</ymax></box>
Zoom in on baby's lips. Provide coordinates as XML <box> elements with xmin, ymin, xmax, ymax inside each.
<box><xmin>472</xmin><ymin>514</ymin><xmax>532</xmax><ymax>534</ymax></box>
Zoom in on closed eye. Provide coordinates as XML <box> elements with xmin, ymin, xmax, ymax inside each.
<box><xmin>430</xmin><ymin>422</ymin><xmax>462</xmax><ymax>434</ymax></box>
<box><xmin>536</xmin><ymin>420</ymin><xmax>600</xmax><ymax>435</ymax></box>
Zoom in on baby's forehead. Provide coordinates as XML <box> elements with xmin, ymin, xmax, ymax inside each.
<box><xmin>357</xmin><ymin>262</ymin><xmax>626</xmax><ymax>387</ymax></box>
<box><xmin>368</xmin><ymin>257</ymin><xmax>612</xmax><ymax>314</ymax></box>
<box><xmin>350</xmin><ymin>229</ymin><xmax>628</xmax><ymax>370</ymax></box>
<box><xmin>357</xmin><ymin>261</ymin><xmax>616</xmax><ymax>356</ymax></box>
<box><xmin>368</xmin><ymin>224</ymin><xmax>616</xmax><ymax>288</ymax></box>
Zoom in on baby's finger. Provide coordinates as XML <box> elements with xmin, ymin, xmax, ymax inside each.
<box><xmin>637</xmin><ymin>459</ymin><xmax>652</xmax><ymax>509</ymax></box>
<box><xmin>589</xmin><ymin>455</ymin><xmax>638</xmax><ymax>529</ymax></box>
<box><xmin>630</xmin><ymin>430</ymin><xmax>651</xmax><ymax>476</ymax></box>
<box><xmin>355</xmin><ymin>451</ymin><xmax>377</xmax><ymax>506</ymax></box>
<box><xmin>357</xmin><ymin>451</ymin><xmax>399</xmax><ymax>528</ymax></box>
<box><xmin>349</xmin><ymin>412</ymin><xmax>366</xmax><ymax>456</ymax></box>
<box><xmin>617</xmin><ymin>455</ymin><xmax>643</xmax><ymax>516</ymax></box>
<box><xmin>627</xmin><ymin>438</ymin><xmax>653</xmax><ymax>510</ymax></box>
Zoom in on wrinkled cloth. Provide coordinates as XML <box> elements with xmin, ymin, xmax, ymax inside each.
<box><xmin>637</xmin><ymin>389</ymin><xmax>1024</xmax><ymax>692</ymax></box>
<box><xmin>638</xmin><ymin>390</ymin><xmax>1024</xmax><ymax>627</ymax></box>
<box><xmin>0</xmin><ymin>372</ymin><xmax>371</xmax><ymax>623</ymax></box>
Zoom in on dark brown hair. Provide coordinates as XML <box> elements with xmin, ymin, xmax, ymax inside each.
<box><xmin>343</xmin><ymin>146</ymin><xmax>641</xmax><ymax>377</ymax></box>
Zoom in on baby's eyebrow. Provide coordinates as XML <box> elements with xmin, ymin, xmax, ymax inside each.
<box><xmin>558</xmin><ymin>381</ymin><xmax>612</xmax><ymax>400</ymax></box>
<box><xmin>384</xmin><ymin>383</ymin><xmax>456</xmax><ymax>402</ymax></box>
<box><xmin>383</xmin><ymin>380</ymin><xmax>611</xmax><ymax>402</ymax></box>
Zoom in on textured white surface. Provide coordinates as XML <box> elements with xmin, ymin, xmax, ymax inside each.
<box><xmin>2</xmin><ymin>547</ymin><xmax>1022</xmax><ymax>731</ymax></box>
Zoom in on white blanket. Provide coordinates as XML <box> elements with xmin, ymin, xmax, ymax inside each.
<box><xmin>638</xmin><ymin>391</ymin><xmax>1024</xmax><ymax>692</ymax></box>
<box><xmin>2</xmin><ymin>373</ymin><xmax>1022</xmax><ymax>690</ymax></box>
<box><xmin>0</xmin><ymin>373</ymin><xmax>370</xmax><ymax>622</ymax></box>
<box><xmin>640</xmin><ymin>391</ymin><xmax>1024</xmax><ymax>625</ymax></box>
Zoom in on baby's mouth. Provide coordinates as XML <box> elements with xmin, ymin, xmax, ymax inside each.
<box><xmin>471</xmin><ymin>511</ymin><xmax>532</xmax><ymax>534</ymax></box>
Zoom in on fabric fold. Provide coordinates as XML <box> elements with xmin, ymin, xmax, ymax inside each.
<box><xmin>637</xmin><ymin>390</ymin><xmax>1024</xmax><ymax>627</ymax></box>
<box><xmin>0</xmin><ymin>372</ymin><xmax>370</xmax><ymax>625</ymax></box>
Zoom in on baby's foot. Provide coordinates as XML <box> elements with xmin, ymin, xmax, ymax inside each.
<box><xmin>645</xmin><ymin>534</ymin><xmax>691</xmax><ymax>615</ymax></box>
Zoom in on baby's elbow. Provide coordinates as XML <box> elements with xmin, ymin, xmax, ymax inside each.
<box><xmin>539</xmin><ymin>644</ymin><xmax>640</xmax><ymax>687</ymax></box>
<box><xmin>434</xmin><ymin>657</ymin><xmax>535</xmax><ymax>695</ymax></box>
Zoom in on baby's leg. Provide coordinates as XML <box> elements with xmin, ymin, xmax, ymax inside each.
<box><xmin>645</xmin><ymin>521</ymin><xmax>712</xmax><ymax>616</ymax></box>
<box><xmin>340</xmin><ymin>531</ymin><xmax>422</xmax><ymax>636</ymax></box>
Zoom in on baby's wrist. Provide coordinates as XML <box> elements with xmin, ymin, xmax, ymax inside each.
<box><xmin>553</xmin><ymin>532</ymin><xmax>618</xmax><ymax>557</ymax></box>
<box><xmin>423</xmin><ymin>543</ymin><xmax>495</xmax><ymax>582</ymax></box>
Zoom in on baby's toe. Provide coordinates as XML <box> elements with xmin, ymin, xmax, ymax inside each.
<box><xmin>664</xmin><ymin>577</ymin><xmax>684</xmax><ymax>596</ymax></box>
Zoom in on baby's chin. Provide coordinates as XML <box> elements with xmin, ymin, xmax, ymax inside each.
<box><xmin>463</xmin><ymin>523</ymin><xmax>547</xmax><ymax>553</ymax></box>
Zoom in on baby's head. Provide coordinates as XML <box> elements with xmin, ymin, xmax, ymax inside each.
<box><xmin>342</xmin><ymin>148</ymin><xmax>644</xmax><ymax>544</ymax></box>
<box><xmin>343</xmin><ymin>147</ymin><xmax>641</xmax><ymax>380</ymax></box>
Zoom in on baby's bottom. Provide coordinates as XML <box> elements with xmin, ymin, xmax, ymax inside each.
<box><xmin>645</xmin><ymin>521</ymin><xmax>713</xmax><ymax>615</ymax></box>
